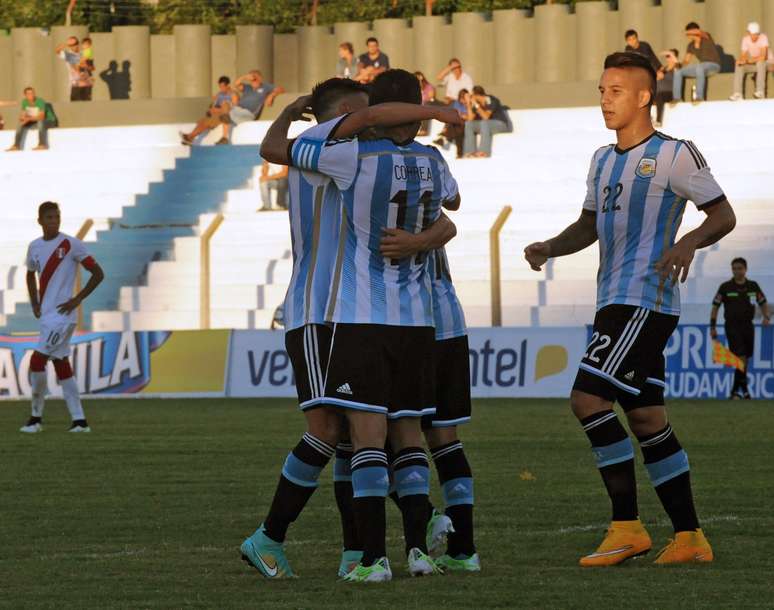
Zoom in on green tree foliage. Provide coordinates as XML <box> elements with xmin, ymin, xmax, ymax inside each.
<box><xmin>0</xmin><ymin>0</ymin><xmax>610</xmax><ymax>34</ymax></box>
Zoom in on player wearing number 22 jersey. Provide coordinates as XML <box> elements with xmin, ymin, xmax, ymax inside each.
<box><xmin>526</xmin><ymin>52</ymin><xmax>736</xmax><ymax>567</ymax></box>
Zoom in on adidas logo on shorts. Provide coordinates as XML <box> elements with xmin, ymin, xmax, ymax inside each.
<box><xmin>337</xmin><ymin>383</ymin><xmax>353</xmax><ymax>395</ymax></box>
<box><xmin>624</xmin><ymin>371</ymin><xmax>635</xmax><ymax>381</ymax></box>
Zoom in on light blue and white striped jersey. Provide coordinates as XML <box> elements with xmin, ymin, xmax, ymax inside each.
<box><xmin>292</xmin><ymin>135</ymin><xmax>459</xmax><ymax>327</ymax></box>
<box><xmin>283</xmin><ymin>116</ymin><xmax>347</xmax><ymax>330</ymax></box>
<box><xmin>583</xmin><ymin>132</ymin><xmax>725</xmax><ymax>316</ymax></box>
<box><xmin>429</xmin><ymin>247</ymin><xmax>467</xmax><ymax>340</ymax></box>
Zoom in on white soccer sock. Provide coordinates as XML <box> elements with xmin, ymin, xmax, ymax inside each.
<box><xmin>60</xmin><ymin>376</ymin><xmax>85</xmax><ymax>421</ymax></box>
<box><xmin>30</xmin><ymin>371</ymin><xmax>47</xmax><ymax>418</ymax></box>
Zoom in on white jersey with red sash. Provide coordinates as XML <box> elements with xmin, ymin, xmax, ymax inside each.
<box><xmin>25</xmin><ymin>233</ymin><xmax>94</xmax><ymax>358</ymax></box>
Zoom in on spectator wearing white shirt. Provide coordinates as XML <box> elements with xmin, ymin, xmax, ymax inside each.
<box><xmin>730</xmin><ymin>22</ymin><xmax>770</xmax><ymax>100</ymax></box>
<box><xmin>259</xmin><ymin>159</ymin><xmax>288</xmax><ymax>211</ymax></box>
<box><xmin>437</xmin><ymin>58</ymin><xmax>474</xmax><ymax>104</ymax></box>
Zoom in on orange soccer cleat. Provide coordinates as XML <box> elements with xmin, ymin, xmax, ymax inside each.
<box><xmin>654</xmin><ymin>529</ymin><xmax>714</xmax><ymax>565</ymax></box>
<box><xmin>579</xmin><ymin>519</ymin><xmax>652</xmax><ymax>567</ymax></box>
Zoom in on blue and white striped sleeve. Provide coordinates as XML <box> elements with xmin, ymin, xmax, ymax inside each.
<box><xmin>289</xmin><ymin>116</ymin><xmax>359</xmax><ymax>190</ymax></box>
<box><xmin>671</xmin><ymin>141</ymin><xmax>726</xmax><ymax>210</ymax></box>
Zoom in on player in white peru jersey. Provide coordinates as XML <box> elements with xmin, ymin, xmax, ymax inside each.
<box><xmin>20</xmin><ymin>202</ymin><xmax>104</xmax><ymax>433</ymax></box>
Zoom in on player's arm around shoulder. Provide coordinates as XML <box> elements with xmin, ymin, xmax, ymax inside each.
<box><xmin>260</xmin><ymin>95</ymin><xmax>313</xmax><ymax>165</ymax></box>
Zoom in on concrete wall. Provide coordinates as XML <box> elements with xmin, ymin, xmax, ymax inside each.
<box><xmin>0</xmin><ymin>3</ymin><xmax>758</xmax><ymax>113</ymax></box>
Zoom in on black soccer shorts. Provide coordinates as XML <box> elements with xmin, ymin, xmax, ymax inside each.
<box><xmin>422</xmin><ymin>334</ymin><xmax>472</xmax><ymax>429</ymax></box>
<box><xmin>725</xmin><ymin>321</ymin><xmax>754</xmax><ymax>358</ymax></box>
<box><xmin>573</xmin><ymin>304</ymin><xmax>678</xmax><ymax>411</ymax></box>
<box><xmin>324</xmin><ymin>323</ymin><xmax>436</xmax><ymax>419</ymax></box>
<box><xmin>285</xmin><ymin>323</ymin><xmax>333</xmax><ymax>410</ymax></box>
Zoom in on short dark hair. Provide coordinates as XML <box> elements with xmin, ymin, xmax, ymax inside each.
<box><xmin>624</xmin><ymin>29</ymin><xmax>638</xmax><ymax>39</ymax></box>
<box><xmin>685</xmin><ymin>22</ymin><xmax>700</xmax><ymax>31</ymax></box>
<box><xmin>218</xmin><ymin>75</ymin><xmax>230</xmax><ymax>85</ymax></box>
<box><xmin>82</xmin><ymin>37</ymin><xmax>92</xmax><ymax>44</ymax></box>
<box><xmin>670</xmin><ymin>48</ymin><xmax>680</xmax><ymax>58</ymax></box>
<box><xmin>603</xmin><ymin>51</ymin><xmax>657</xmax><ymax>105</ymax></box>
<box><xmin>339</xmin><ymin>41</ymin><xmax>354</xmax><ymax>54</ymax></box>
<box><xmin>457</xmin><ymin>88</ymin><xmax>469</xmax><ymax>101</ymax></box>
<box><xmin>366</xmin><ymin>37</ymin><xmax>379</xmax><ymax>45</ymax></box>
<box><xmin>68</xmin><ymin>36</ymin><xmax>79</xmax><ymax>44</ymax></box>
<box><xmin>731</xmin><ymin>257</ymin><xmax>747</xmax><ymax>268</ymax></box>
<box><xmin>310</xmin><ymin>77</ymin><xmax>368</xmax><ymax>119</ymax></box>
<box><xmin>369</xmin><ymin>69</ymin><xmax>421</xmax><ymax>106</ymax></box>
<box><xmin>23</xmin><ymin>86</ymin><xmax>34</xmax><ymax>94</ymax></box>
<box><xmin>472</xmin><ymin>85</ymin><xmax>486</xmax><ymax>96</ymax></box>
<box><xmin>38</xmin><ymin>201</ymin><xmax>59</xmax><ymax>218</ymax></box>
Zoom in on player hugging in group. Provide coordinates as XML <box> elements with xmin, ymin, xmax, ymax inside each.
<box><xmin>20</xmin><ymin>201</ymin><xmax>104</xmax><ymax>434</ymax></box>
<box><xmin>237</xmin><ymin>70</ymin><xmax>479</xmax><ymax>582</ymax></box>
<box><xmin>525</xmin><ymin>52</ymin><xmax>736</xmax><ymax>566</ymax></box>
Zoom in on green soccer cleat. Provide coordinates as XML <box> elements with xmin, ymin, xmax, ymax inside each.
<box><xmin>407</xmin><ymin>547</ymin><xmax>443</xmax><ymax>576</ymax></box>
<box><xmin>435</xmin><ymin>552</ymin><xmax>481</xmax><ymax>573</ymax></box>
<box><xmin>240</xmin><ymin>524</ymin><xmax>295</xmax><ymax>579</ymax></box>
<box><xmin>426</xmin><ymin>509</ymin><xmax>455</xmax><ymax>556</ymax></box>
<box><xmin>337</xmin><ymin>549</ymin><xmax>364</xmax><ymax>577</ymax></box>
<box><xmin>341</xmin><ymin>557</ymin><xmax>392</xmax><ymax>583</ymax></box>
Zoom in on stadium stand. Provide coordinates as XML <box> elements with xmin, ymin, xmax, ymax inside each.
<box><xmin>1</xmin><ymin>100</ymin><xmax>772</xmax><ymax>333</ymax></box>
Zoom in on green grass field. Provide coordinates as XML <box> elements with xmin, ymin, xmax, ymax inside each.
<box><xmin>2</xmin><ymin>398</ymin><xmax>773</xmax><ymax>609</ymax></box>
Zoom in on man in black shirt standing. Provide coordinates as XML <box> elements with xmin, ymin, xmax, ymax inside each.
<box><xmin>711</xmin><ymin>257</ymin><xmax>770</xmax><ymax>399</ymax></box>
<box><xmin>624</xmin><ymin>29</ymin><xmax>662</xmax><ymax>72</ymax></box>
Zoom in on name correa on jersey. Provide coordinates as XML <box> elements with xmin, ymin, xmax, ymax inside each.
<box><xmin>292</xmin><ymin>133</ymin><xmax>459</xmax><ymax>328</ymax></box>
<box><xmin>582</xmin><ymin>132</ymin><xmax>725</xmax><ymax>316</ymax></box>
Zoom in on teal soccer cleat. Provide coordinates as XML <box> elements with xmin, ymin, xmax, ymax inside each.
<box><xmin>240</xmin><ymin>524</ymin><xmax>295</xmax><ymax>579</ymax></box>
<box><xmin>337</xmin><ymin>549</ymin><xmax>364</xmax><ymax>577</ymax></box>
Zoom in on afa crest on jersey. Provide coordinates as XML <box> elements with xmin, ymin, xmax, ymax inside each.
<box><xmin>635</xmin><ymin>157</ymin><xmax>657</xmax><ymax>178</ymax></box>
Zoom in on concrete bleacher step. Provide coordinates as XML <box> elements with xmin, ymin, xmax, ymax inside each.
<box><xmin>5</xmin><ymin>100</ymin><xmax>773</xmax><ymax>332</ymax></box>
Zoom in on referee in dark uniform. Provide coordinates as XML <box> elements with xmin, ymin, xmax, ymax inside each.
<box><xmin>711</xmin><ymin>257</ymin><xmax>771</xmax><ymax>399</ymax></box>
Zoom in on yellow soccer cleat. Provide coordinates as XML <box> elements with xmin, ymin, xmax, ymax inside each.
<box><xmin>579</xmin><ymin>520</ymin><xmax>652</xmax><ymax>567</ymax></box>
<box><xmin>654</xmin><ymin>529</ymin><xmax>714</xmax><ymax>565</ymax></box>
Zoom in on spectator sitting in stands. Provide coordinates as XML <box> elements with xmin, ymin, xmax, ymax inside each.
<box><xmin>654</xmin><ymin>49</ymin><xmax>680</xmax><ymax>127</ymax></box>
<box><xmin>336</xmin><ymin>42</ymin><xmax>359</xmax><ymax>79</ymax></box>
<box><xmin>463</xmin><ymin>86</ymin><xmax>509</xmax><ymax>158</ymax></box>
<box><xmin>624</xmin><ymin>29</ymin><xmax>662</xmax><ymax>72</ymax></box>
<box><xmin>672</xmin><ymin>22</ymin><xmax>721</xmax><ymax>103</ymax></box>
<box><xmin>6</xmin><ymin>87</ymin><xmax>56</xmax><ymax>151</ymax></box>
<box><xmin>55</xmin><ymin>36</ymin><xmax>93</xmax><ymax>101</ymax></box>
<box><xmin>437</xmin><ymin>58</ymin><xmax>474</xmax><ymax>104</ymax></box>
<box><xmin>230</xmin><ymin>70</ymin><xmax>284</xmax><ymax>124</ymax></box>
<box><xmin>730</xmin><ymin>22</ymin><xmax>769</xmax><ymax>101</ymax></box>
<box><xmin>181</xmin><ymin>76</ymin><xmax>234</xmax><ymax>146</ymax></box>
<box><xmin>356</xmin><ymin>37</ymin><xmax>390</xmax><ymax>83</ymax></box>
<box><xmin>415</xmin><ymin>71</ymin><xmax>436</xmax><ymax>136</ymax></box>
<box><xmin>258</xmin><ymin>158</ymin><xmax>289</xmax><ymax>212</ymax></box>
<box><xmin>433</xmin><ymin>88</ymin><xmax>470</xmax><ymax>158</ymax></box>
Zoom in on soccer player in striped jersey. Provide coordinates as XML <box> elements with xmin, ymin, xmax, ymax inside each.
<box><xmin>288</xmin><ymin>69</ymin><xmax>462</xmax><ymax>582</ymax></box>
<box><xmin>524</xmin><ymin>52</ymin><xmax>736</xmax><ymax>566</ymax></box>
<box><xmin>380</xmin><ymin>212</ymin><xmax>480</xmax><ymax>572</ymax></box>
<box><xmin>20</xmin><ymin>201</ymin><xmax>104</xmax><ymax>434</ymax></box>
<box><xmin>239</xmin><ymin>78</ymin><xmax>463</xmax><ymax>581</ymax></box>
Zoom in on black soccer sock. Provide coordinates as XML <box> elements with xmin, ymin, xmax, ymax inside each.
<box><xmin>580</xmin><ymin>410</ymin><xmax>638</xmax><ymax>522</ymax></box>
<box><xmin>733</xmin><ymin>368</ymin><xmax>745</xmax><ymax>395</ymax></box>
<box><xmin>392</xmin><ymin>447</ymin><xmax>432</xmax><ymax>555</ymax></box>
<box><xmin>333</xmin><ymin>442</ymin><xmax>362</xmax><ymax>551</ymax></box>
<box><xmin>263</xmin><ymin>433</ymin><xmax>335</xmax><ymax>543</ymax></box>
<box><xmin>351</xmin><ymin>448</ymin><xmax>389</xmax><ymax>566</ymax></box>
<box><xmin>431</xmin><ymin>441</ymin><xmax>475</xmax><ymax>557</ymax></box>
<box><xmin>638</xmin><ymin>425</ymin><xmax>700</xmax><ymax>533</ymax></box>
